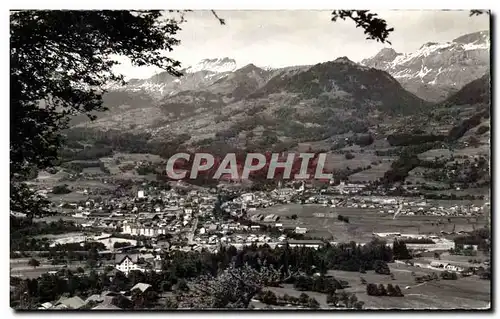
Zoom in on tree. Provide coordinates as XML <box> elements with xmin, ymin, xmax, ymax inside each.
<box><xmin>386</xmin><ymin>283</ymin><xmax>396</xmax><ymax>296</ymax></box>
<box><xmin>10</xmin><ymin>10</ymin><xmax>187</xmax><ymax>216</ymax></box>
<box><xmin>174</xmin><ymin>262</ymin><xmax>295</xmax><ymax>309</ymax></box>
<box><xmin>52</xmin><ymin>184</ymin><xmax>72</xmax><ymax>194</ymax></box>
<box><xmin>331</xmin><ymin>10</ymin><xmax>394</xmax><ymax>43</ymax></box>
<box><xmin>260</xmin><ymin>290</ymin><xmax>278</xmax><ymax>305</ymax></box>
<box><xmin>393</xmin><ymin>285</ymin><xmax>404</xmax><ymax>297</ymax></box>
<box><xmin>374</xmin><ymin>260</ymin><xmax>391</xmax><ymax>275</ymax></box>
<box><xmin>326</xmin><ymin>293</ymin><xmax>339</xmax><ymax>306</ymax></box>
<box><xmin>377</xmin><ymin>284</ymin><xmax>387</xmax><ymax>296</ymax></box>
<box><xmin>393</xmin><ymin>239</ymin><xmax>412</xmax><ymax>260</ymax></box>
<box><xmin>28</xmin><ymin>258</ymin><xmax>40</xmax><ymax>269</ymax></box>
<box><xmin>339</xmin><ymin>291</ymin><xmax>350</xmax><ymax>306</ymax></box>
<box><xmin>297</xmin><ymin>292</ymin><xmax>309</xmax><ymax>305</ymax></box>
<box><xmin>345</xmin><ymin>152</ymin><xmax>355</xmax><ymax>160</ymax></box>
<box><xmin>308</xmin><ymin>297</ymin><xmax>320</xmax><ymax>309</ymax></box>
<box><xmin>440</xmin><ymin>271</ymin><xmax>458</xmax><ymax>280</ymax></box>
<box><xmin>164</xmin><ymin>296</ymin><xmax>178</xmax><ymax>309</ymax></box>
<box><xmin>366</xmin><ymin>283</ymin><xmax>378</xmax><ymax>296</ymax></box>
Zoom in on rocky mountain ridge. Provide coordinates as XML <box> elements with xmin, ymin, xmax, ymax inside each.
<box><xmin>361</xmin><ymin>31</ymin><xmax>490</xmax><ymax>102</ymax></box>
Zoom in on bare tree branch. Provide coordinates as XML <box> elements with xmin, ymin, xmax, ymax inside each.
<box><xmin>211</xmin><ymin>10</ymin><xmax>226</xmax><ymax>25</ymax></box>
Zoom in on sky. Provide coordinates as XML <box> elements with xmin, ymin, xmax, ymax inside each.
<box><xmin>113</xmin><ymin>10</ymin><xmax>490</xmax><ymax>79</ymax></box>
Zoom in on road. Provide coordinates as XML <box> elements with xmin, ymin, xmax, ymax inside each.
<box><xmin>187</xmin><ymin>218</ymin><xmax>198</xmax><ymax>245</ymax></box>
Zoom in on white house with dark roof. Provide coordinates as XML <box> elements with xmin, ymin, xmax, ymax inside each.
<box><xmin>115</xmin><ymin>254</ymin><xmax>139</xmax><ymax>275</ymax></box>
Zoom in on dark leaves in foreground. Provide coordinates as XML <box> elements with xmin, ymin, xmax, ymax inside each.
<box><xmin>470</xmin><ymin>10</ymin><xmax>489</xmax><ymax>16</ymax></box>
<box><xmin>10</xmin><ymin>10</ymin><xmax>186</xmax><ymax>216</ymax></box>
<box><xmin>331</xmin><ymin>10</ymin><xmax>394</xmax><ymax>44</ymax></box>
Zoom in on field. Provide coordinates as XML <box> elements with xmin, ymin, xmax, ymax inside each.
<box><xmin>348</xmin><ymin>161</ymin><xmax>393</xmax><ymax>183</ymax></box>
<box><xmin>10</xmin><ymin>257</ymin><xmax>115</xmax><ymax>279</ymax></box>
<box><xmin>261</xmin><ymin>262</ymin><xmax>490</xmax><ymax>309</ymax></box>
<box><xmin>100</xmin><ymin>152</ymin><xmax>164</xmax><ymax>176</ymax></box>
<box><xmin>250</xmin><ymin>204</ymin><xmax>487</xmax><ymax>242</ymax></box>
<box><xmin>329</xmin><ymin>263</ymin><xmax>490</xmax><ymax>309</ymax></box>
<box><xmin>418</xmin><ymin>146</ymin><xmax>489</xmax><ymax>162</ymax></box>
<box><xmin>293</xmin><ymin>142</ymin><xmax>396</xmax><ymax>172</ymax></box>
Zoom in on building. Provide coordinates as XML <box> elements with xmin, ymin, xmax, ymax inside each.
<box><xmin>53</xmin><ymin>296</ymin><xmax>86</xmax><ymax>310</ymax></box>
<box><xmin>130</xmin><ymin>283</ymin><xmax>152</xmax><ymax>294</ymax></box>
<box><xmin>429</xmin><ymin>261</ymin><xmax>463</xmax><ymax>272</ymax></box>
<box><xmin>115</xmin><ymin>254</ymin><xmax>139</xmax><ymax>275</ymax></box>
<box><xmin>122</xmin><ymin>224</ymin><xmax>168</xmax><ymax>237</ymax></box>
<box><xmin>294</xmin><ymin>227</ymin><xmax>307</xmax><ymax>234</ymax></box>
<box><xmin>241</xmin><ymin>193</ymin><xmax>255</xmax><ymax>202</ymax></box>
<box><xmin>279</xmin><ymin>239</ymin><xmax>325</xmax><ymax>249</ymax></box>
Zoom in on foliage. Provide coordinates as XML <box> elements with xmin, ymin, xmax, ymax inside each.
<box><xmin>11</xmin><ymin>10</ymin><xmax>185</xmax><ymax>214</ymax></box>
<box><xmin>337</xmin><ymin>214</ymin><xmax>350</xmax><ymax>223</ymax></box>
<box><xmin>293</xmin><ymin>275</ymin><xmax>346</xmax><ymax>293</ymax></box>
<box><xmin>440</xmin><ymin>271</ymin><xmax>458</xmax><ymax>280</ymax></box>
<box><xmin>258</xmin><ymin>290</ymin><xmax>278</xmax><ymax>305</ymax></box>
<box><xmin>476</xmin><ymin>125</ymin><xmax>489</xmax><ymax>135</ymax></box>
<box><xmin>447</xmin><ymin>112</ymin><xmax>486</xmax><ymax>141</ymax></box>
<box><xmin>331</xmin><ymin>10</ymin><xmax>394</xmax><ymax>43</ymax></box>
<box><xmin>366</xmin><ymin>283</ymin><xmax>403</xmax><ymax>297</ymax></box>
<box><xmin>28</xmin><ymin>258</ymin><xmax>40</xmax><ymax>268</ymax></box>
<box><xmin>174</xmin><ymin>262</ymin><xmax>290</xmax><ymax>309</ymax></box>
<box><xmin>392</xmin><ymin>240</ymin><xmax>412</xmax><ymax>260</ymax></box>
<box><xmin>345</xmin><ymin>152</ymin><xmax>355</xmax><ymax>160</ymax></box>
<box><xmin>51</xmin><ymin>184</ymin><xmax>72</xmax><ymax>194</ymax></box>
<box><xmin>373</xmin><ymin>260</ymin><xmax>391</xmax><ymax>275</ymax></box>
<box><xmin>114</xmin><ymin>241</ymin><xmax>132</xmax><ymax>249</ymax></box>
<box><xmin>387</xmin><ymin>133</ymin><xmax>446</xmax><ymax>147</ymax></box>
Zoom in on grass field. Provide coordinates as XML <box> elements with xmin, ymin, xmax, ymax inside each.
<box><xmin>329</xmin><ymin>263</ymin><xmax>490</xmax><ymax>309</ymax></box>
<box><xmin>348</xmin><ymin>162</ymin><xmax>393</xmax><ymax>183</ymax></box>
<box><xmin>262</xmin><ymin>263</ymin><xmax>490</xmax><ymax>309</ymax></box>
<box><xmin>250</xmin><ymin>204</ymin><xmax>487</xmax><ymax>242</ymax></box>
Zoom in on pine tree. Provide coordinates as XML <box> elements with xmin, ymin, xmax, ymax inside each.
<box><xmin>377</xmin><ymin>284</ymin><xmax>387</xmax><ymax>296</ymax></box>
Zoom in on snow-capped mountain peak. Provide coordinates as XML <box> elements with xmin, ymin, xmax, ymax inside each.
<box><xmin>361</xmin><ymin>30</ymin><xmax>490</xmax><ymax>102</ymax></box>
<box><xmin>184</xmin><ymin>57</ymin><xmax>237</xmax><ymax>73</ymax></box>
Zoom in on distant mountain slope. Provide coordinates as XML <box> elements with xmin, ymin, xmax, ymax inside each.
<box><xmin>250</xmin><ymin>57</ymin><xmax>428</xmax><ymax>115</ymax></box>
<box><xmin>76</xmin><ymin>57</ymin><xmax>429</xmax><ymax>146</ymax></box>
<box><xmin>106</xmin><ymin>58</ymin><xmax>238</xmax><ymax>100</ymax></box>
<box><xmin>361</xmin><ymin>31</ymin><xmax>490</xmax><ymax>102</ymax></box>
<box><xmin>443</xmin><ymin>73</ymin><xmax>490</xmax><ymax>106</ymax></box>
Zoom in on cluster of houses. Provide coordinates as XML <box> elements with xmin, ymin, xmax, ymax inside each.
<box><xmin>37</xmin><ymin>282</ymin><xmax>155</xmax><ymax>310</ymax></box>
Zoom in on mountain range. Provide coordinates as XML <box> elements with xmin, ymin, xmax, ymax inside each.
<box><xmin>72</xmin><ymin>31</ymin><xmax>490</xmax><ymax>151</ymax></box>
<box><xmin>361</xmin><ymin>30</ymin><xmax>490</xmax><ymax>102</ymax></box>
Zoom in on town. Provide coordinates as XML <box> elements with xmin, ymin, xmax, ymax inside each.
<box><xmin>10</xmin><ymin>176</ymin><xmax>491</xmax><ymax>310</ymax></box>
<box><xmin>10</xmin><ymin>9</ymin><xmax>491</xmax><ymax>312</ymax></box>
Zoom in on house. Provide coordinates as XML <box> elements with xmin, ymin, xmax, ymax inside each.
<box><xmin>463</xmin><ymin>244</ymin><xmax>479</xmax><ymax>250</ymax></box>
<box><xmin>92</xmin><ymin>303</ymin><xmax>122</xmax><ymax>310</ymax></box>
<box><xmin>115</xmin><ymin>254</ymin><xmax>139</xmax><ymax>275</ymax></box>
<box><xmin>280</xmin><ymin>239</ymin><xmax>324</xmax><ymax>249</ymax></box>
<box><xmin>430</xmin><ymin>261</ymin><xmax>448</xmax><ymax>268</ymax></box>
<box><xmin>130</xmin><ymin>282</ymin><xmax>152</xmax><ymax>293</ymax></box>
<box><xmin>85</xmin><ymin>294</ymin><xmax>103</xmax><ymax>304</ymax></box>
<box><xmin>445</xmin><ymin>264</ymin><xmax>464</xmax><ymax>272</ymax></box>
<box><xmin>38</xmin><ymin>302</ymin><xmax>54</xmax><ymax>310</ymax></box>
<box><xmin>294</xmin><ymin>227</ymin><xmax>307</xmax><ymax>234</ymax></box>
<box><xmin>53</xmin><ymin>296</ymin><xmax>86</xmax><ymax>309</ymax></box>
